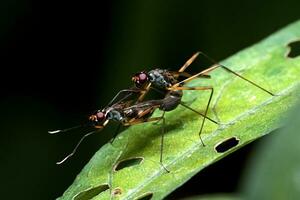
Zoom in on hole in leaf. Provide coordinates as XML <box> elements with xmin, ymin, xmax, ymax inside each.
<box><xmin>112</xmin><ymin>187</ymin><xmax>122</xmax><ymax>196</ymax></box>
<box><xmin>135</xmin><ymin>192</ymin><xmax>153</xmax><ymax>200</ymax></box>
<box><xmin>114</xmin><ymin>157</ymin><xmax>143</xmax><ymax>171</ymax></box>
<box><xmin>215</xmin><ymin>137</ymin><xmax>239</xmax><ymax>153</ymax></box>
<box><xmin>287</xmin><ymin>40</ymin><xmax>300</xmax><ymax>58</ymax></box>
<box><xmin>74</xmin><ymin>184</ymin><xmax>109</xmax><ymax>200</ymax></box>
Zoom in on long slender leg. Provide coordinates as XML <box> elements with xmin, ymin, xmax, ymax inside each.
<box><xmin>173</xmin><ymin>52</ymin><xmax>274</xmax><ymax>96</ymax></box>
<box><xmin>180</xmin><ymin>102</ymin><xmax>219</xmax><ymax>124</ymax></box>
<box><xmin>177</xmin><ymin>51</ymin><xmax>214</xmax><ymax>76</ymax></box>
<box><xmin>172</xmin><ymin>67</ymin><xmax>218</xmax><ymax>87</ymax></box>
<box><xmin>110</xmin><ymin>124</ymin><xmax>122</xmax><ymax>144</ymax></box>
<box><xmin>109</xmin><ymin>83</ymin><xmax>150</xmax><ymax>105</ymax></box>
<box><xmin>56</xmin><ymin>126</ymin><xmax>104</xmax><ymax>165</ymax></box>
<box><xmin>159</xmin><ymin>111</ymin><xmax>169</xmax><ymax>172</ymax></box>
<box><xmin>168</xmin><ymin>85</ymin><xmax>214</xmax><ymax>146</ymax></box>
<box><xmin>107</xmin><ymin>88</ymin><xmax>144</xmax><ymax>106</ymax></box>
<box><xmin>199</xmin><ymin>87</ymin><xmax>213</xmax><ymax>146</ymax></box>
<box><xmin>178</xmin><ymin>52</ymin><xmax>200</xmax><ymax>72</ymax></box>
<box><xmin>168</xmin><ymin>86</ymin><xmax>212</xmax><ymax>91</ymax></box>
<box><xmin>123</xmin><ymin>115</ymin><xmax>170</xmax><ymax>172</ymax></box>
<box><xmin>137</xmin><ymin>83</ymin><xmax>152</xmax><ymax>102</ymax></box>
<box><xmin>123</xmin><ymin>116</ymin><xmax>162</xmax><ymax>126</ymax></box>
<box><xmin>218</xmin><ymin>64</ymin><xmax>274</xmax><ymax>95</ymax></box>
<box><xmin>171</xmin><ymin>71</ymin><xmax>211</xmax><ymax>79</ymax></box>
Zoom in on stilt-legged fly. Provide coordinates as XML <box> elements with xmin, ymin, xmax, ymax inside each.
<box><xmin>49</xmin><ymin>88</ymin><xmax>216</xmax><ymax>169</ymax></box>
<box><xmin>131</xmin><ymin>51</ymin><xmax>274</xmax><ymax>145</ymax></box>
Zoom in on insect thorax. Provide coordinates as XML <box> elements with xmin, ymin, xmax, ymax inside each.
<box><xmin>148</xmin><ymin>69</ymin><xmax>177</xmax><ymax>88</ymax></box>
<box><xmin>106</xmin><ymin>109</ymin><xmax>124</xmax><ymax>122</ymax></box>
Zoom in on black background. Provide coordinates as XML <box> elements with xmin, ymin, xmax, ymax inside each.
<box><xmin>0</xmin><ymin>0</ymin><xmax>299</xmax><ymax>199</ymax></box>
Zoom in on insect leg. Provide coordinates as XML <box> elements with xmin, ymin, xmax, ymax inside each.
<box><xmin>171</xmin><ymin>71</ymin><xmax>211</xmax><ymax>79</ymax></box>
<box><xmin>159</xmin><ymin>111</ymin><xmax>169</xmax><ymax>172</ymax></box>
<box><xmin>123</xmin><ymin>114</ymin><xmax>170</xmax><ymax>172</ymax></box>
<box><xmin>178</xmin><ymin>52</ymin><xmax>200</xmax><ymax>72</ymax></box>
<box><xmin>110</xmin><ymin>123</ymin><xmax>122</xmax><ymax>144</ymax></box>
<box><xmin>218</xmin><ymin>64</ymin><xmax>274</xmax><ymax>95</ymax></box>
<box><xmin>169</xmin><ymin>86</ymin><xmax>214</xmax><ymax>146</ymax></box>
<box><xmin>179</xmin><ymin>102</ymin><xmax>218</xmax><ymax>124</ymax></box>
<box><xmin>107</xmin><ymin>88</ymin><xmax>144</xmax><ymax>107</ymax></box>
<box><xmin>174</xmin><ymin>51</ymin><xmax>274</xmax><ymax>96</ymax></box>
<box><xmin>123</xmin><ymin>116</ymin><xmax>162</xmax><ymax>126</ymax></box>
<box><xmin>137</xmin><ymin>83</ymin><xmax>152</xmax><ymax>102</ymax></box>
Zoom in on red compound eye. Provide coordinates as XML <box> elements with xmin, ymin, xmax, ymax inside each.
<box><xmin>138</xmin><ymin>73</ymin><xmax>147</xmax><ymax>82</ymax></box>
<box><xmin>132</xmin><ymin>72</ymin><xmax>148</xmax><ymax>86</ymax></box>
<box><xmin>96</xmin><ymin>111</ymin><xmax>105</xmax><ymax>121</ymax></box>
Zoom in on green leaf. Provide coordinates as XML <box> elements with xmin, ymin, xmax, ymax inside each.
<box><xmin>240</xmin><ymin>102</ymin><xmax>300</xmax><ymax>199</ymax></box>
<box><xmin>58</xmin><ymin>20</ymin><xmax>300</xmax><ymax>200</ymax></box>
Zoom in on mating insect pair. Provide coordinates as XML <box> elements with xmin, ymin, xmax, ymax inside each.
<box><xmin>49</xmin><ymin>52</ymin><xmax>274</xmax><ymax>171</ymax></box>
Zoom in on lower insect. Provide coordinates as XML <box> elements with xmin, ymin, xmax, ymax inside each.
<box><xmin>49</xmin><ymin>89</ymin><xmax>215</xmax><ymax>169</ymax></box>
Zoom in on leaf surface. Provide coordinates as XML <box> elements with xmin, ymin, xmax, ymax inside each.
<box><xmin>241</xmin><ymin>100</ymin><xmax>300</xmax><ymax>200</ymax></box>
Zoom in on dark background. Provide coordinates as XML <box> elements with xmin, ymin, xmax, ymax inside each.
<box><xmin>0</xmin><ymin>0</ymin><xmax>299</xmax><ymax>199</ymax></box>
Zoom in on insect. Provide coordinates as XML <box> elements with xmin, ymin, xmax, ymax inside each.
<box><xmin>49</xmin><ymin>89</ymin><xmax>217</xmax><ymax>166</ymax></box>
<box><xmin>131</xmin><ymin>51</ymin><xmax>274</xmax><ymax>145</ymax></box>
<box><xmin>50</xmin><ymin>51</ymin><xmax>274</xmax><ymax>170</ymax></box>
